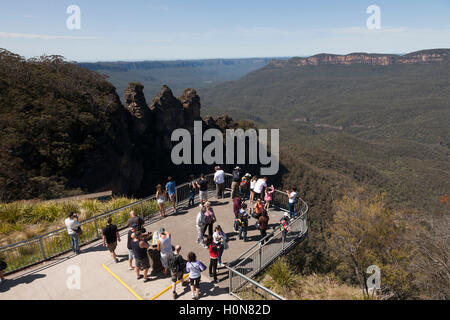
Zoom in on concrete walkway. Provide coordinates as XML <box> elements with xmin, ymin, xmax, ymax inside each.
<box><xmin>0</xmin><ymin>193</ymin><xmax>285</xmax><ymax>300</ymax></box>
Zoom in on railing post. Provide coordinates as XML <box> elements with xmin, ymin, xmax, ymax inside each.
<box><xmin>140</xmin><ymin>201</ymin><xmax>144</xmax><ymax>219</ymax></box>
<box><xmin>258</xmin><ymin>242</ymin><xmax>262</xmax><ymax>272</ymax></box>
<box><xmin>94</xmin><ymin>217</ymin><xmax>100</xmax><ymax>239</ymax></box>
<box><xmin>39</xmin><ymin>238</ymin><xmax>46</xmax><ymax>260</ymax></box>
<box><xmin>229</xmin><ymin>268</ymin><xmax>233</xmax><ymax>295</ymax></box>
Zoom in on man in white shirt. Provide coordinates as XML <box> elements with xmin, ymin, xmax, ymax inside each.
<box><xmin>253</xmin><ymin>177</ymin><xmax>267</xmax><ymax>200</ymax></box>
<box><xmin>286</xmin><ymin>187</ymin><xmax>298</xmax><ymax>219</ymax></box>
<box><xmin>65</xmin><ymin>212</ymin><xmax>81</xmax><ymax>254</ymax></box>
<box><xmin>214</xmin><ymin>166</ymin><xmax>225</xmax><ymax>199</ymax></box>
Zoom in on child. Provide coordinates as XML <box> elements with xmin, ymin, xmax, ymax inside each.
<box><xmin>238</xmin><ymin>203</ymin><xmax>250</xmax><ymax>242</ymax></box>
<box><xmin>280</xmin><ymin>212</ymin><xmax>291</xmax><ymax>243</ymax></box>
<box><xmin>264</xmin><ymin>185</ymin><xmax>274</xmax><ymax>210</ymax></box>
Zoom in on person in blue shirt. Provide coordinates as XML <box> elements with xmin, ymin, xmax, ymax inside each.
<box><xmin>165</xmin><ymin>176</ymin><xmax>177</xmax><ymax>213</ymax></box>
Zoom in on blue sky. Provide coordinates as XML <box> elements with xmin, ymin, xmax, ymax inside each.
<box><xmin>0</xmin><ymin>0</ymin><xmax>449</xmax><ymax>61</ymax></box>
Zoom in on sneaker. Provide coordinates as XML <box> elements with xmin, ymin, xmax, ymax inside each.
<box><xmin>214</xmin><ymin>279</ymin><xmax>219</xmax><ymax>283</ymax></box>
<box><xmin>143</xmin><ymin>278</ymin><xmax>151</xmax><ymax>283</ymax></box>
<box><xmin>115</xmin><ymin>258</ymin><xmax>119</xmax><ymax>263</ymax></box>
<box><xmin>137</xmin><ymin>275</ymin><xmax>143</xmax><ymax>280</ymax></box>
<box><xmin>172</xmin><ymin>291</ymin><xmax>177</xmax><ymax>299</ymax></box>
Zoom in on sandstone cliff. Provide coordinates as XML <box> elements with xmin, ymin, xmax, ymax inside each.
<box><xmin>269</xmin><ymin>49</ymin><xmax>450</xmax><ymax>68</ymax></box>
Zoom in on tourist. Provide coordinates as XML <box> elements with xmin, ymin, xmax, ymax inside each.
<box><xmin>253</xmin><ymin>176</ymin><xmax>268</xmax><ymax>201</ymax></box>
<box><xmin>205</xmin><ymin>236</ymin><xmax>219</xmax><ymax>283</ymax></box>
<box><xmin>186</xmin><ymin>252</ymin><xmax>207</xmax><ymax>300</ymax></box>
<box><xmin>65</xmin><ymin>212</ymin><xmax>81</xmax><ymax>254</ymax></box>
<box><xmin>203</xmin><ymin>201</ymin><xmax>216</xmax><ymax>237</ymax></box>
<box><xmin>126</xmin><ymin>224</ymin><xmax>139</xmax><ymax>270</ymax></box>
<box><xmin>264</xmin><ymin>185</ymin><xmax>274</xmax><ymax>210</ymax></box>
<box><xmin>280</xmin><ymin>212</ymin><xmax>290</xmax><ymax>243</ymax></box>
<box><xmin>258</xmin><ymin>210</ymin><xmax>270</xmax><ymax>244</ymax></box>
<box><xmin>127</xmin><ymin>210</ymin><xmax>144</xmax><ymax>228</ymax></box>
<box><xmin>196</xmin><ymin>173</ymin><xmax>209</xmax><ymax>203</ymax></box>
<box><xmin>253</xmin><ymin>198</ymin><xmax>264</xmax><ymax>219</ymax></box>
<box><xmin>165</xmin><ymin>177</ymin><xmax>177</xmax><ymax>213</ymax></box>
<box><xmin>188</xmin><ymin>174</ymin><xmax>197</xmax><ymax>207</ymax></box>
<box><xmin>0</xmin><ymin>258</ymin><xmax>7</xmax><ymax>284</ymax></box>
<box><xmin>213</xmin><ymin>225</ymin><xmax>227</xmax><ymax>267</ymax></box>
<box><xmin>214</xmin><ymin>166</ymin><xmax>225</xmax><ymax>199</ymax></box>
<box><xmin>232</xmin><ymin>195</ymin><xmax>242</xmax><ymax>232</ymax></box>
<box><xmin>157</xmin><ymin>227</ymin><xmax>173</xmax><ymax>276</ymax></box>
<box><xmin>240</xmin><ymin>173</ymin><xmax>251</xmax><ymax>200</ymax></box>
<box><xmin>196</xmin><ymin>204</ymin><xmax>207</xmax><ymax>248</ymax></box>
<box><xmin>231</xmin><ymin>166</ymin><xmax>242</xmax><ymax>198</ymax></box>
<box><xmin>167</xmin><ymin>245</ymin><xmax>186</xmax><ymax>299</ymax></box>
<box><xmin>156</xmin><ymin>184</ymin><xmax>167</xmax><ymax>217</ymax></box>
<box><xmin>238</xmin><ymin>203</ymin><xmax>250</xmax><ymax>242</ymax></box>
<box><xmin>286</xmin><ymin>187</ymin><xmax>298</xmax><ymax>219</ymax></box>
<box><xmin>131</xmin><ymin>231</ymin><xmax>151</xmax><ymax>282</ymax></box>
<box><xmin>249</xmin><ymin>176</ymin><xmax>258</xmax><ymax>204</ymax></box>
<box><xmin>102</xmin><ymin>217</ymin><xmax>121</xmax><ymax>263</ymax></box>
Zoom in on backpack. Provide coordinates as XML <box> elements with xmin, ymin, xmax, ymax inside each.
<box><xmin>240</xmin><ymin>179</ymin><xmax>248</xmax><ymax>189</ymax></box>
<box><xmin>280</xmin><ymin>218</ymin><xmax>290</xmax><ymax>231</ymax></box>
<box><xmin>167</xmin><ymin>253</ymin><xmax>182</xmax><ymax>273</ymax></box>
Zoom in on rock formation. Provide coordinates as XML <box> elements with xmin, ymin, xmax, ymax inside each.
<box><xmin>269</xmin><ymin>49</ymin><xmax>450</xmax><ymax>68</ymax></box>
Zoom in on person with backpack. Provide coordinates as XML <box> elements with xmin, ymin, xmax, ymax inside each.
<box><xmin>239</xmin><ymin>173</ymin><xmax>251</xmax><ymax>200</ymax></box>
<box><xmin>65</xmin><ymin>212</ymin><xmax>81</xmax><ymax>254</ymax></box>
<box><xmin>188</xmin><ymin>174</ymin><xmax>197</xmax><ymax>207</ymax></box>
<box><xmin>253</xmin><ymin>198</ymin><xmax>264</xmax><ymax>219</ymax></box>
<box><xmin>131</xmin><ymin>231</ymin><xmax>151</xmax><ymax>282</ymax></box>
<box><xmin>232</xmin><ymin>195</ymin><xmax>242</xmax><ymax>232</ymax></box>
<box><xmin>203</xmin><ymin>201</ymin><xmax>216</xmax><ymax>237</ymax></box>
<box><xmin>231</xmin><ymin>167</ymin><xmax>242</xmax><ymax>199</ymax></box>
<box><xmin>186</xmin><ymin>251</ymin><xmax>206</xmax><ymax>300</ymax></box>
<box><xmin>280</xmin><ymin>212</ymin><xmax>291</xmax><ymax>243</ymax></box>
<box><xmin>168</xmin><ymin>245</ymin><xmax>186</xmax><ymax>299</ymax></box>
<box><xmin>238</xmin><ymin>203</ymin><xmax>250</xmax><ymax>242</ymax></box>
<box><xmin>205</xmin><ymin>236</ymin><xmax>219</xmax><ymax>283</ymax></box>
<box><xmin>258</xmin><ymin>210</ymin><xmax>270</xmax><ymax>244</ymax></box>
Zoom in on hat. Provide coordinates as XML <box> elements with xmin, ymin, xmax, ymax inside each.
<box><xmin>234</xmin><ymin>166</ymin><xmax>241</xmax><ymax>170</ymax></box>
<box><xmin>284</xmin><ymin>212</ymin><xmax>289</xmax><ymax>217</ymax></box>
<box><xmin>245</xmin><ymin>173</ymin><xmax>251</xmax><ymax>177</ymax></box>
<box><xmin>159</xmin><ymin>227</ymin><xmax>166</xmax><ymax>234</ymax></box>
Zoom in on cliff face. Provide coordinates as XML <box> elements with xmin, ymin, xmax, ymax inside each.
<box><xmin>269</xmin><ymin>49</ymin><xmax>450</xmax><ymax>68</ymax></box>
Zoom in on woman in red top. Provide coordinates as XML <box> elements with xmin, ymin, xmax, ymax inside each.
<box><xmin>205</xmin><ymin>235</ymin><xmax>219</xmax><ymax>283</ymax></box>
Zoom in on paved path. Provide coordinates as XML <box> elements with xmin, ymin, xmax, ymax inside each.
<box><xmin>0</xmin><ymin>193</ymin><xmax>285</xmax><ymax>300</ymax></box>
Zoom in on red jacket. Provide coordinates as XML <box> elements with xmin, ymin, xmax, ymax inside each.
<box><xmin>208</xmin><ymin>244</ymin><xmax>219</xmax><ymax>259</ymax></box>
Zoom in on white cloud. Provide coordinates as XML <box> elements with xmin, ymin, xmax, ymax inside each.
<box><xmin>0</xmin><ymin>32</ymin><xmax>102</xmax><ymax>40</ymax></box>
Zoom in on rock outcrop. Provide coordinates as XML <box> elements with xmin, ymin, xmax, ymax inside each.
<box><xmin>269</xmin><ymin>49</ymin><xmax>450</xmax><ymax>68</ymax></box>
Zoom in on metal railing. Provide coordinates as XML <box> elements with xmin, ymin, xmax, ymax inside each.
<box><xmin>0</xmin><ymin>173</ymin><xmax>222</xmax><ymax>275</ymax></box>
<box><xmin>226</xmin><ymin>189</ymin><xmax>309</xmax><ymax>300</ymax></box>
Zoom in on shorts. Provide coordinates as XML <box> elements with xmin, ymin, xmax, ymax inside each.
<box><xmin>168</xmin><ymin>193</ymin><xmax>176</xmax><ymax>202</ymax></box>
<box><xmin>157</xmin><ymin>198</ymin><xmax>165</xmax><ymax>204</ymax></box>
<box><xmin>189</xmin><ymin>276</ymin><xmax>201</xmax><ymax>289</ymax></box>
<box><xmin>128</xmin><ymin>249</ymin><xmax>135</xmax><ymax>260</ymax></box>
<box><xmin>199</xmin><ymin>191</ymin><xmax>208</xmax><ymax>201</ymax></box>
<box><xmin>171</xmin><ymin>271</ymin><xmax>184</xmax><ymax>283</ymax></box>
<box><xmin>135</xmin><ymin>257</ymin><xmax>150</xmax><ymax>270</ymax></box>
<box><xmin>160</xmin><ymin>254</ymin><xmax>170</xmax><ymax>268</ymax></box>
<box><xmin>107</xmin><ymin>241</ymin><xmax>117</xmax><ymax>253</ymax></box>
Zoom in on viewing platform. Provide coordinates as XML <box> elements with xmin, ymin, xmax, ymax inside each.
<box><xmin>0</xmin><ymin>174</ymin><xmax>308</xmax><ymax>300</ymax></box>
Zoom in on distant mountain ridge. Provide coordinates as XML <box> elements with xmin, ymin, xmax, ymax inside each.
<box><xmin>270</xmin><ymin>49</ymin><xmax>450</xmax><ymax>68</ymax></box>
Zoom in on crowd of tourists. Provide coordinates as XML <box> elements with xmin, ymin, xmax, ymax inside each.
<box><xmin>4</xmin><ymin>166</ymin><xmax>299</xmax><ymax>297</ymax></box>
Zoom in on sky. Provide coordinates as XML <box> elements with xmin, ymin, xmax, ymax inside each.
<box><xmin>0</xmin><ymin>0</ymin><xmax>449</xmax><ymax>61</ymax></box>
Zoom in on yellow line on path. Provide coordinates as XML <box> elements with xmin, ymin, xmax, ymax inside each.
<box><xmin>149</xmin><ymin>274</ymin><xmax>190</xmax><ymax>300</ymax></box>
<box><xmin>102</xmin><ymin>264</ymin><xmax>143</xmax><ymax>300</ymax></box>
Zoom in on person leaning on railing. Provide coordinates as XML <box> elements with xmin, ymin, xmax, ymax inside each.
<box><xmin>214</xmin><ymin>166</ymin><xmax>225</xmax><ymax>199</ymax></box>
<box><xmin>286</xmin><ymin>187</ymin><xmax>298</xmax><ymax>219</ymax></box>
<box><xmin>65</xmin><ymin>212</ymin><xmax>81</xmax><ymax>255</ymax></box>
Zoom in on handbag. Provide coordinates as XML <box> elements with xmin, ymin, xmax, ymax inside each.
<box><xmin>75</xmin><ymin>226</ymin><xmax>82</xmax><ymax>235</ymax></box>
